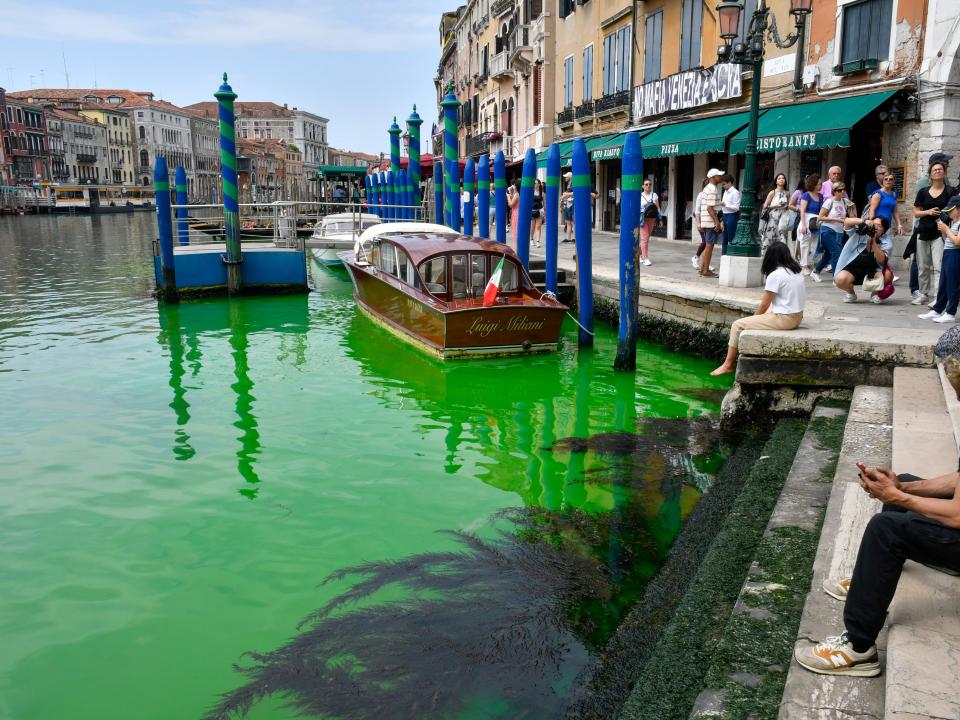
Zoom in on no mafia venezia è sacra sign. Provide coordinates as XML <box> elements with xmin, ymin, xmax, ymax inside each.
<box><xmin>632</xmin><ymin>64</ymin><xmax>742</xmax><ymax>122</ymax></box>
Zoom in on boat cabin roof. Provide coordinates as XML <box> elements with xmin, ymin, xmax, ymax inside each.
<box><xmin>363</xmin><ymin>224</ymin><xmax>521</xmax><ymax>266</ymax></box>
<box><xmin>323</xmin><ymin>212</ymin><xmax>380</xmax><ymax>223</ymax></box>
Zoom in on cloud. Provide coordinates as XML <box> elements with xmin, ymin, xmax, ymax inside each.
<box><xmin>0</xmin><ymin>0</ymin><xmax>439</xmax><ymax>51</ymax></box>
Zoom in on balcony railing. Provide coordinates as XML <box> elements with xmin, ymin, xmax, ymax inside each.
<box><xmin>510</xmin><ymin>25</ymin><xmax>530</xmax><ymax>58</ymax></box>
<box><xmin>492</xmin><ymin>0</ymin><xmax>513</xmax><ymax>17</ymax></box>
<box><xmin>595</xmin><ymin>90</ymin><xmax>630</xmax><ymax>115</ymax></box>
<box><xmin>557</xmin><ymin>107</ymin><xmax>574</xmax><ymax>126</ymax></box>
<box><xmin>465</xmin><ymin>134</ymin><xmax>490</xmax><ymax>157</ymax></box>
<box><xmin>575</xmin><ymin>101</ymin><xmax>595</xmax><ymax>121</ymax></box>
<box><xmin>77</xmin><ymin>152</ymin><xmax>98</xmax><ymax>163</ymax></box>
<box><xmin>491</xmin><ymin>50</ymin><xmax>510</xmax><ymax>78</ymax></box>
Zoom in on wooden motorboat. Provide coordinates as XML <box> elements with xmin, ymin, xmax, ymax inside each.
<box><xmin>306</xmin><ymin>212</ymin><xmax>381</xmax><ymax>266</ymax></box>
<box><xmin>339</xmin><ymin>223</ymin><xmax>569</xmax><ymax>359</ymax></box>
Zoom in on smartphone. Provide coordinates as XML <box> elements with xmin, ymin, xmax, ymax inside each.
<box><xmin>856</xmin><ymin>462</ymin><xmax>867</xmax><ymax>474</ymax></box>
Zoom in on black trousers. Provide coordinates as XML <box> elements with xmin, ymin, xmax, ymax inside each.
<box><xmin>844</xmin><ymin>474</ymin><xmax>960</xmax><ymax>652</ymax></box>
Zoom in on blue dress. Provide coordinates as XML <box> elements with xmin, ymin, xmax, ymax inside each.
<box><xmin>873</xmin><ymin>189</ymin><xmax>897</xmax><ymax>224</ymax></box>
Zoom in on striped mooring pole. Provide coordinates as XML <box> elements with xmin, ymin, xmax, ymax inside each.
<box><xmin>545</xmin><ymin>143</ymin><xmax>560</xmax><ymax>293</ymax></box>
<box><xmin>385</xmin><ymin>171</ymin><xmax>395</xmax><ymax>222</ymax></box>
<box><xmin>463</xmin><ymin>158</ymin><xmax>475</xmax><ymax>236</ymax></box>
<box><xmin>154</xmin><ymin>155</ymin><xmax>176</xmax><ymax>302</ymax></box>
<box><xmin>175</xmin><ymin>165</ymin><xmax>189</xmax><ymax>246</ymax></box>
<box><xmin>516</xmin><ymin>148</ymin><xmax>536</xmax><ymax>271</ymax></box>
<box><xmin>407</xmin><ymin>106</ymin><xmax>422</xmax><ymax>217</ymax></box>
<box><xmin>434</xmin><ymin>160</ymin><xmax>444</xmax><ymax>224</ymax></box>
<box><xmin>379</xmin><ymin>170</ymin><xmax>387</xmax><ymax>219</ymax></box>
<box><xmin>494</xmin><ymin>151</ymin><xmax>506</xmax><ymax>244</ymax></box>
<box><xmin>214</xmin><ymin>72</ymin><xmax>242</xmax><ymax>294</ymax></box>
<box><xmin>477</xmin><ymin>155</ymin><xmax>490</xmax><ymax>239</ymax></box>
<box><xmin>364</xmin><ymin>174</ymin><xmax>373</xmax><ymax>214</ymax></box>
<box><xmin>370</xmin><ymin>173</ymin><xmax>381</xmax><ymax>217</ymax></box>
<box><xmin>389</xmin><ymin>117</ymin><xmax>402</xmax><ymax>175</ymax></box>
<box><xmin>614</xmin><ymin>131</ymin><xmax>643</xmax><ymax>371</ymax></box>
<box><xmin>440</xmin><ymin>83</ymin><xmax>460</xmax><ymax>230</ymax></box>
<box><xmin>572</xmin><ymin>139</ymin><xmax>593</xmax><ymax>347</ymax></box>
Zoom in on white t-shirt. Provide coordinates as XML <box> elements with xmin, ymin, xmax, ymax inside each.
<box><xmin>765</xmin><ymin>267</ymin><xmax>806</xmax><ymax>314</ymax></box>
<box><xmin>641</xmin><ymin>191</ymin><xmax>658</xmax><ymax>212</ymax></box>
<box><xmin>722</xmin><ymin>186</ymin><xmax>742</xmax><ymax>213</ymax></box>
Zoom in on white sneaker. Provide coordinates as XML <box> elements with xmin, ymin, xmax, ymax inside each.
<box><xmin>919</xmin><ymin>310</ymin><xmax>942</xmax><ymax>320</ymax></box>
<box><xmin>910</xmin><ymin>292</ymin><xmax>926</xmax><ymax>305</ymax></box>
<box><xmin>871</xmin><ymin>294</ymin><xmax>882</xmax><ymax>304</ymax></box>
<box><xmin>843</xmin><ymin>292</ymin><xmax>857</xmax><ymax>303</ymax></box>
<box><xmin>794</xmin><ymin>632</ymin><xmax>880</xmax><ymax>677</ymax></box>
<box><xmin>691</xmin><ymin>255</ymin><xmax>699</xmax><ymax>269</ymax></box>
<box><xmin>642</xmin><ymin>258</ymin><xmax>652</xmax><ymax>266</ymax></box>
<box><xmin>810</xmin><ymin>272</ymin><xmax>822</xmax><ymax>283</ymax></box>
<box><xmin>934</xmin><ymin>313</ymin><xmax>957</xmax><ymax>323</ymax></box>
<box><xmin>825</xmin><ymin>265</ymin><xmax>833</xmax><ymax>273</ymax></box>
<box><xmin>892</xmin><ymin>276</ymin><xmax>900</xmax><ymax>284</ymax></box>
<box><xmin>929</xmin><ymin>300</ymin><xmax>938</xmax><ymax>309</ymax></box>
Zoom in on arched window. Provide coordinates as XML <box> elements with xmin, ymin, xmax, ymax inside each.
<box><xmin>506</xmin><ymin>99</ymin><xmax>514</xmax><ymax>136</ymax></box>
<box><xmin>139</xmin><ymin>125</ymin><xmax>146</xmax><ymax>140</ymax></box>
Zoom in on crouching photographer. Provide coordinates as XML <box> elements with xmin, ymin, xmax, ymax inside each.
<box><xmin>918</xmin><ymin>195</ymin><xmax>960</xmax><ymax>324</ymax></box>
<box><xmin>833</xmin><ymin>216</ymin><xmax>894</xmax><ymax>304</ymax></box>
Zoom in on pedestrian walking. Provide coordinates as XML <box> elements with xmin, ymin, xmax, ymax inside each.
<box><xmin>508</xmin><ymin>183</ymin><xmax>520</xmax><ymax>246</ymax></box>
<box><xmin>721</xmin><ymin>174</ymin><xmax>741</xmax><ymax>255</ymax></box>
<box><xmin>813</xmin><ymin>182</ymin><xmax>855</xmax><ymax>282</ymax></box>
<box><xmin>912</xmin><ymin>160</ymin><xmax>954</xmax><ymax>305</ymax></box>
<box><xmin>532</xmin><ymin>179</ymin><xmax>544</xmax><ymax>248</ymax></box>
<box><xmin>798</xmin><ymin>174</ymin><xmax>823</xmax><ymax>274</ymax></box>
<box><xmin>918</xmin><ymin>194</ymin><xmax>960</xmax><ymax>324</ymax></box>
<box><xmin>639</xmin><ymin>179</ymin><xmax>659</xmax><ymax>266</ymax></box>
<box><xmin>561</xmin><ymin>172</ymin><xmax>574</xmax><ymax>242</ymax></box>
<box><xmin>698</xmin><ymin>169</ymin><xmax>725</xmax><ymax>277</ymax></box>
<box><xmin>760</xmin><ymin>172</ymin><xmax>790</xmax><ymax>254</ymax></box>
<box><xmin>691</xmin><ymin>178</ymin><xmax>716</xmax><ymax>272</ymax></box>
<box><xmin>710</xmin><ymin>242</ymin><xmax>805</xmax><ymax>376</ymax></box>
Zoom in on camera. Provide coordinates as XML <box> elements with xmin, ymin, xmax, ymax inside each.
<box><xmin>856</xmin><ymin>222</ymin><xmax>876</xmax><ymax>237</ymax></box>
<box><xmin>940</xmin><ymin>211</ymin><xmax>952</xmax><ymax>225</ymax></box>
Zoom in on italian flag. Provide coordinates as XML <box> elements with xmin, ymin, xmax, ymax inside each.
<box><xmin>482</xmin><ymin>256</ymin><xmax>506</xmax><ymax>307</ymax></box>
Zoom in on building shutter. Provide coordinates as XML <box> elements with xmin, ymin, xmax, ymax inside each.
<box><xmin>533</xmin><ymin>63</ymin><xmax>542</xmax><ymax>126</ymax></box>
<box><xmin>841</xmin><ymin>0</ymin><xmax>893</xmax><ymax>63</ymax></box>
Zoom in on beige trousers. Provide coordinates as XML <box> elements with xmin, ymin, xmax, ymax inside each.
<box><xmin>729</xmin><ymin>309</ymin><xmax>804</xmax><ymax>348</ymax></box>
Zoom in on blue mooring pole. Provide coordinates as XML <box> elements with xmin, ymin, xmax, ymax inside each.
<box><xmin>477</xmin><ymin>155</ymin><xmax>490</xmax><ymax>239</ymax></box>
<box><xmin>449</xmin><ymin>158</ymin><xmax>461</xmax><ymax>232</ymax></box>
<box><xmin>154</xmin><ymin>155</ymin><xmax>176</xmax><ymax>302</ymax></box>
<box><xmin>396</xmin><ymin>169</ymin><xmax>406</xmax><ymax>220</ymax></box>
<box><xmin>214</xmin><ymin>73</ymin><xmax>242</xmax><ymax>295</ymax></box>
<box><xmin>389</xmin><ymin>117</ymin><xmax>401</xmax><ymax>175</ymax></box>
<box><xmin>386</xmin><ymin>171</ymin><xmax>395</xmax><ymax>222</ymax></box>
<box><xmin>545</xmin><ymin>143</ymin><xmax>560</xmax><ymax>293</ymax></box>
<box><xmin>434</xmin><ymin>160</ymin><xmax>444</xmax><ymax>224</ymax></box>
<box><xmin>378</xmin><ymin>171</ymin><xmax>387</xmax><ymax>219</ymax></box>
<box><xmin>572</xmin><ymin>139</ymin><xmax>593</xmax><ymax>347</ymax></box>
<box><xmin>614</xmin><ymin>131</ymin><xmax>643</xmax><ymax>370</ymax></box>
<box><xmin>440</xmin><ymin>84</ymin><xmax>459</xmax><ymax>230</ymax></box>
<box><xmin>516</xmin><ymin>148</ymin><xmax>536</xmax><ymax>271</ymax></box>
<box><xmin>371</xmin><ymin>173</ymin><xmax>381</xmax><ymax>217</ymax></box>
<box><xmin>494</xmin><ymin>151</ymin><xmax>506</xmax><ymax>244</ymax></box>
<box><xmin>175</xmin><ymin>165</ymin><xmax>189</xmax><ymax>246</ymax></box>
<box><xmin>364</xmin><ymin>174</ymin><xmax>372</xmax><ymax>213</ymax></box>
<box><xmin>463</xmin><ymin>158</ymin><xmax>475</xmax><ymax>236</ymax></box>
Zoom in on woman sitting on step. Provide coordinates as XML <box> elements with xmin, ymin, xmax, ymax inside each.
<box><xmin>710</xmin><ymin>242</ymin><xmax>806</xmax><ymax>376</ymax></box>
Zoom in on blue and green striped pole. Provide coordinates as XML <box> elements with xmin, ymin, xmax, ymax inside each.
<box><xmin>545</xmin><ymin>143</ymin><xmax>560</xmax><ymax>293</ymax></box>
<box><xmin>614</xmin><ymin>131</ymin><xmax>643</xmax><ymax>370</ymax></box>
<box><xmin>405</xmin><ymin>168</ymin><xmax>415</xmax><ymax>220</ymax></box>
<box><xmin>440</xmin><ymin>83</ymin><xmax>459</xmax><ymax>230</ymax></box>
<box><xmin>364</xmin><ymin>174</ymin><xmax>373</xmax><ymax>213</ymax></box>
<box><xmin>463</xmin><ymin>158</ymin><xmax>475</xmax><ymax>236</ymax></box>
<box><xmin>494</xmin><ymin>151</ymin><xmax>506</xmax><ymax>244</ymax></box>
<box><xmin>214</xmin><ymin>72</ymin><xmax>242</xmax><ymax>294</ymax></box>
<box><xmin>370</xmin><ymin>172</ymin><xmax>381</xmax><ymax>217</ymax></box>
<box><xmin>384</xmin><ymin>171</ymin><xmax>392</xmax><ymax>221</ymax></box>
<box><xmin>401</xmin><ymin>168</ymin><xmax>411</xmax><ymax>220</ymax></box>
<box><xmin>379</xmin><ymin>170</ymin><xmax>387</xmax><ymax>218</ymax></box>
<box><xmin>406</xmin><ymin>106</ymin><xmax>422</xmax><ymax>216</ymax></box>
<box><xmin>572</xmin><ymin>139</ymin><xmax>593</xmax><ymax>347</ymax></box>
<box><xmin>477</xmin><ymin>155</ymin><xmax>490</xmax><ymax>238</ymax></box>
<box><xmin>389</xmin><ymin>117</ymin><xmax>402</xmax><ymax>175</ymax></box>
<box><xmin>516</xmin><ymin>148</ymin><xmax>536</xmax><ymax>271</ymax></box>
<box><xmin>154</xmin><ymin>155</ymin><xmax>176</xmax><ymax>301</ymax></box>
<box><xmin>434</xmin><ymin>160</ymin><xmax>444</xmax><ymax>224</ymax></box>
<box><xmin>175</xmin><ymin>165</ymin><xmax>189</xmax><ymax>246</ymax></box>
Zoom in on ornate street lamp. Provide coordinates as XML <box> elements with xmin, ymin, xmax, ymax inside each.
<box><xmin>716</xmin><ymin>0</ymin><xmax>812</xmax><ymax>286</ymax></box>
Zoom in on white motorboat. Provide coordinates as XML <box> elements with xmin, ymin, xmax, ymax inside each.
<box><xmin>307</xmin><ymin>212</ymin><xmax>382</xmax><ymax>266</ymax></box>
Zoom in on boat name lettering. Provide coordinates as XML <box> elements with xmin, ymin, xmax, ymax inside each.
<box><xmin>466</xmin><ymin>316</ymin><xmax>501</xmax><ymax>337</ymax></box>
<box><xmin>506</xmin><ymin>316</ymin><xmax>545</xmax><ymax>332</ymax></box>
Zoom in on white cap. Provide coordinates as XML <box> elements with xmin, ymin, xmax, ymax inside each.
<box><xmin>707</xmin><ymin>168</ymin><xmax>724</xmax><ymax>178</ymax></box>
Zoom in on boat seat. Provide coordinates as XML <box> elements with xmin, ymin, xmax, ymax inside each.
<box><xmin>426</xmin><ymin>282</ymin><xmax>445</xmax><ymax>295</ymax></box>
<box><xmin>452</xmin><ymin>281</ymin><xmax>467</xmax><ymax>299</ymax></box>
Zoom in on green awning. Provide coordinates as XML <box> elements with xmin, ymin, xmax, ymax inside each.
<box><xmin>728</xmin><ymin>91</ymin><xmax>895</xmax><ymax>154</ymax></box>
<box><xmin>588</xmin><ymin>133</ymin><xmax>625</xmax><ymax>160</ymax></box>
<box><xmin>641</xmin><ymin>112</ymin><xmax>752</xmax><ymax>159</ymax></box>
<box><xmin>318</xmin><ymin>165</ymin><xmax>369</xmax><ymax>177</ymax></box>
<box><xmin>535</xmin><ymin>140</ymin><xmax>575</xmax><ymax>168</ymax></box>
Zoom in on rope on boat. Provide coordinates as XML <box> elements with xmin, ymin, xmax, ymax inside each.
<box><xmin>535</xmin><ymin>289</ymin><xmax>595</xmax><ymax>337</ymax></box>
<box><xmin>565</xmin><ymin>312</ymin><xmax>594</xmax><ymax>336</ymax></box>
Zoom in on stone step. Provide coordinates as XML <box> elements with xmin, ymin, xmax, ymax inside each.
<box><xmin>779</xmin><ymin>386</ymin><xmax>892</xmax><ymax>720</ymax></box>
<box><xmin>884</xmin><ymin>367</ymin><xmax>960</xmax><ymax>720</ymax></box>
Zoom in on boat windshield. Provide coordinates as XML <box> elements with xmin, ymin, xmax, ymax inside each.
<box><xmin>321</xmin><ymin>218</ymin><xmax>379</xmax><ymax>235</ymax></box>
<box><xmin>417</xmin><ymin>253</ymin><xmax>520</xmax><ymax>299</ymax></box>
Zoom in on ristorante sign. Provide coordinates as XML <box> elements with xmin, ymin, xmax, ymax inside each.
<box><xmin>632</xmin><ymin>64</ymin><xmax>742</xmax><ymax>121</ymax></box>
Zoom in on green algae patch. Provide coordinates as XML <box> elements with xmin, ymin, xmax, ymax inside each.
<box><xmin>808</xmin><ymin>412</ymin><xmax>846</xmax><ymax>483</ymax></box>
<box><xmin>614</xmin><ymin>418</ymin><xmax>806</xmax><ymax>720</ymax></box>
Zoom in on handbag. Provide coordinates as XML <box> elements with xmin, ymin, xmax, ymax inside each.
<box><xmin>861</xmin><ymin>274</ymin><xmax>884</xmax><ymax>292</ymax></box>
<box><xmin>778</xmin><ymin>209</ymin><xmax>795</xmax><ymax>232</ymax></box>
<box><xmin>760</xmin><ymin>207</ymin><xmax>771</xmax><ymax>222</ymax></box>
<box><xmin>643</xmin><ymin>202</ymin><xmax>659</xmax><ymax>219</ymax></box>
<box><xmin>808</xmin><ymin>216</ymin><xmax>820</xmax><ymax>232</ymax></box>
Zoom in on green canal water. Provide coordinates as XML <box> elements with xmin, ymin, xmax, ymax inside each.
<box><xmin>0</xmin><ymin>213</ymin><xmax>731</xmax><ymax>720</ymax></box>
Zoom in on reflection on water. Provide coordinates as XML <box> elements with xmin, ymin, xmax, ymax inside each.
<box><xmin>0</xmin><ymin>214</ymin><xmax>732</xmax><ymax>720</ymax></box>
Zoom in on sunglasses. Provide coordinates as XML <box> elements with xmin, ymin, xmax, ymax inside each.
<box><xmin>833</xmin><ymin>188</ymin><xmax>843</xmax><ymax>193</ymax></box>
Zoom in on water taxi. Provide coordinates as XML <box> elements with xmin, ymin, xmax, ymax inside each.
<box><xmin>307</xmin><ymin>212</ymin><xmax>381</xmax><ymax>266</ymax></box>
<box><xmin>339</xmin><ymin>223</ymin><xmax>568</xmax><ymax>359</ymax></box>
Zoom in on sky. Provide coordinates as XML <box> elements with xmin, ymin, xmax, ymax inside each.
<box><xmin>0</xmin><ymin>0</ymin><xmax>454</xmax><ymax>155</ymax></box>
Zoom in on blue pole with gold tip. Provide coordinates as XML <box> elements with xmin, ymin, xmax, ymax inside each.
<box><xmin>154</xmin><ymin>155</ymin><xmax>177</xmax><ymax>301</ymax></box>
<box><xmin>545</xmin><ymin>143</ymin><xmax>560</xmax><ymax>293</ymax></box>
<box><xmin>572</xmin><ymin>139</ymin><xmax>593</xmax><ymax>347</ymax></box>
<box><xmin>463</xmin><ymin>158</ymin><xmax>475</xmax><ymax>236</ymax></box>
<box><xmin>614</xmin><ymin>131</ymin><xmax>643</xmax><ymax>370</ymax></box>
<box><xmin>516</xmin><ymin>148</ymin><xmax>536</xmax><ymax>271</ymax></box>
<box><xmin>494</xmin><ymin>151</ymin><xmax>506</xmax><ymax>243</ymax></box>
<box><xmin>477</xmin><ymin>154</ymin><xmax>490</xmax><ymax>239</ymax></box>
<box><xmin>175</xmin><ymin>165</ymin><xmax>189</xmax><ymax>246</ymax></box>
<box><xmin>214</xmin><ymin>72</ymin><xmax>242</xmax><ymax>294</ymax></box>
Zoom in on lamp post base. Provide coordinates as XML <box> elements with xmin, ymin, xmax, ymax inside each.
<box><xmin>719</xmin><ymin>254</ymin><xmax>763</xmax><ymax>288</ymax></box>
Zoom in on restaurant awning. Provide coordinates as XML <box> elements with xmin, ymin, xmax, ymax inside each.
<box><xmin>535</xmin><ymin>140</ymin><xmax>575</xmax><ymax>168</ymax></box>
<box><xmin>318</xmin><ymin>165</ymin><xmax>369</xmax><ymax>178</ymax></box>
<box><xmin>728</xmin><ymin>90</ymin><xmax>896</xmax><ymax>155</ymax></box>
<box><xmin>641</xmin><ymin>111</ymin><xmax>753</xmax><ymax>159</ymax></box>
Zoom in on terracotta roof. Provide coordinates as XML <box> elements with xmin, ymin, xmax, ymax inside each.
<box><xmin>7</xmin><ymin>88</ymin><xmax>190</xmax><ymax>114</ymax></box>
<box><xmin>182</xmin><ymin>102</ymin><xmax>218</xmax><ymax>119</ymax></box>
<box><xmin>46</xmin><ymin>107</ymin><xmax>103</xmax><ymax>125</ymax></box>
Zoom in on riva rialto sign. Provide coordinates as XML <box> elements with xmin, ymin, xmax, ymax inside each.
<box><xmin>632</xmin><ymin>64</ymin><xmax>742</xmax><ymax>121</ymax></box>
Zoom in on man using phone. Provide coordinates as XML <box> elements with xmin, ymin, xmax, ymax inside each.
<box><xmin>795</xmin><ymin>401</ymin><xmax>960</xmax><ymax>676</ymax></box>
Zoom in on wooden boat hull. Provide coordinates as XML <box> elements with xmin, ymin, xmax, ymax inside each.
<box><xmin>344</xmin><ymin>260</ymin><xmax>566</xmax><ymax>359</ymax></box>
